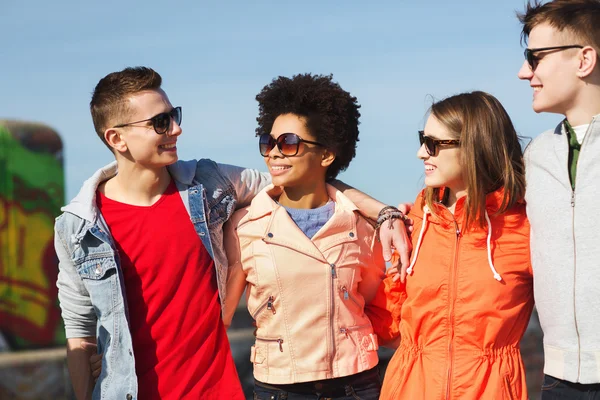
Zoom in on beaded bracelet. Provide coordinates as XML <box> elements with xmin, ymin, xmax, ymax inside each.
<box><xmin>376</xmin><ymin>206</ymin><xmax>406</xmax><ymax>230</ymax></box>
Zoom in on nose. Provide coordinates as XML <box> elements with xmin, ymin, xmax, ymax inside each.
<box><xmin>167</xmin><ymin>119</ymin><xmax>182</xmax><ymax>137</ymax></box>
<box><xmin>518</xmin><ymin>60</ymin><xmax>533</xmax><ymax>80</ymax></box>
<box><xmin>268</xmin><ymin>142</ymin><xmax>284</xmax><ymax>158</ymax></box>
<box><xmin>417</xmin><ymin>143</ymin><xmax>429</xmax><ymax>160</ymax></box>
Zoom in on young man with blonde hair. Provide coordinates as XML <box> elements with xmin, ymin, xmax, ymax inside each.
<box><xmin>55</xmin><ymin>66</ymin><xmax>410</xmax><ymax>400</ymax></box>
<box><xmin>518</xmin><ymin>0</ymin><xmax>600</xmax><ymax>396</ymax></box>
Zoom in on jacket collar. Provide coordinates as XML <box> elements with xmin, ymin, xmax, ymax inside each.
<box><xmin>246</xmin><ymin>184</ymin><xmax>359</xmax><ymax>221</ymax></box>
<box><xmin>412</xmin><ymin>187</ymin><xmax>520</xmax><ymax>223</ymax></box>
<box><xmin>245</xmin><ymin>184</ymin><xmax>360</xmax><ymax>261</ymax></box>
<box><xmin>61</xmin><ymin>160</ymin><xmax>198</xmax><ymax>222</ymax></box>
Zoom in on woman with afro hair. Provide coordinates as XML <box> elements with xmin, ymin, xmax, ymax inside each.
<box><xmin>223</xmin><ymin>73</ymin><xmax>387</xmax><ymax>400</ymax></box>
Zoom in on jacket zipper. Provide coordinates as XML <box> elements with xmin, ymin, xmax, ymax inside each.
<box><xmin>339</xmin><ymin>324</ymin><xmax>370</xmax><ymax>338</ymax></box>
<box><xmin>256</xmin><ymin>336</ymin><xmax>284</xmax><ymax>352</ymax></box>
<box><xmin>446</xmin><ymin>222</ymin><xmax>461</xmax><ymax>400</ymax></box>
<box><xmin>341</xmin><ymin>286</ymin><xmax>361</xmax><ymax>308</ymax></box>
<box><xmin>251</xmin><ymin>295</ymin><xmax>276</xmax><ymax>319</ymax></box>
<box><xmin>571</xmin><ymin>190</ymin><xmax>581</xmax><ymax>380</ymax></box>
<box><xmin>568</xmin><ymin>118</ymin><xmax>595</xmax><ymax>380</ymax></box>
<box><xmin>330</xmin><ymin>263</ymin><xmax>337</xmax><ymax>377</ymax></box>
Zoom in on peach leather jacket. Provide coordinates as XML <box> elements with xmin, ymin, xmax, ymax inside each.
<box><xmin>223</xmin><ymin>184</ymin><xmax>385</xmax><ymax>384</ymax></box>
<box><xmin>368</xmin><ymin>189</ymin><xmax>534</xmax><ymax>400</ymax></box>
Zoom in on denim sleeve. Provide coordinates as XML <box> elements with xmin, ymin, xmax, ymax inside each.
<box><xmin>216</xmin><ymin>163</ymin><xmax>271</xmax><ymax>207</ymax></box>
<box><xmin>54</xmin><ymin>228</ymin><xmax>97</xmax><ymax>338</ymax></box>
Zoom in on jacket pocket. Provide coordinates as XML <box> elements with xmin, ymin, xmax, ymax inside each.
<box><xmin>254</xmin><ymin>336</ymin><xmax>287</xmax><ymax>370</ymax></box>
<box><xmin>251</xmin><ymin>295</ymin><xmax>276</xmax><ymax>320</ymax></box>
<box><xmin>77</xmin><ymin>258</ymin><xmax>120</xmax><ymax>319</ymax></box>
<box><xmin>340</xmin><ymin>325</ymin><xmax>379</xmax><ymax>352</ymax></box>
<box><xmin>207</xmin><ymin>190</ymin><xmax>235</xmax><ymax>227</ymax></box>
<box><xmin>340</xmin><ymin>285</ymin><xmax>363</xmax><ymax>310</ymax></box>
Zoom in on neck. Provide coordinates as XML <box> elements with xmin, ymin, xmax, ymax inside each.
<box><xmin>278</xmin><ymin>182</ymin><xmax>330</xmax><ymax>209</ymax></box>
<box><xmin>445</xmin><ymin>187</ymin><xmax>467</xmax><ymax>214</ymax></box>
<box><xmin>565</xmin><ymin>84</ymin><xmax>600</xmax><ymax>126</ymax></box>
<box><xmin>102</xmin><ymin>159</ymin><xmax>171</xmax><ymax>206</ymax></box>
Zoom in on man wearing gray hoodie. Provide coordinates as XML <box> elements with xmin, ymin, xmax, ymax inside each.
<box><xmin>517</xmin><ymin>0</ymin><xmax>600</xmax><ymax>397</ymax></box>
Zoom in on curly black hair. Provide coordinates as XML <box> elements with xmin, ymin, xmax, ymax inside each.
<box><xmin>255</xmin><ymin>73</ymin><xmax>361</xmax><ymax>180</ymax></box>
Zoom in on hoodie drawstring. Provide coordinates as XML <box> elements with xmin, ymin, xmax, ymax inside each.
<box><xmin>484</xmin><ymin>211</ymin><xmax>502</xmax><ymax>282</ymax></box>
<box><xmin>406</xmin><ymin>206</ymin><xmax>429</xmax><ymax>276</ymax></box>
<box><xmin>406</xmin><ymin>206</ymin><xmax>502</xmax><ymax>282</ymax></box>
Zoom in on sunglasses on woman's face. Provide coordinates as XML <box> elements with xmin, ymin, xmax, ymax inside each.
<box><xmin>258</xmin><ymin>132</ymin><xmax>324</xmax><ymax>157</ymax></box>
<box><xmin>113</xmin><ymin>106</ymin><xmax>182</xmax><ymax>135</ymax></box>
<box><xmin>418</xmin><ymin>130</ymin><xmax>460</xmax><ymax>156</ymax></box>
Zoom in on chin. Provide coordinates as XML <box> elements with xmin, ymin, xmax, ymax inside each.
<box><xmin>424</xmin><ymin>177</ymin><xmax>443</xmax><ymax>188</ymax></box>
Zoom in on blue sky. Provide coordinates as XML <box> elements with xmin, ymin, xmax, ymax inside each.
<box><xmin>1</xmin><ymin>0</ymin><xmax>561</xmax><ymax>204</ymax></box>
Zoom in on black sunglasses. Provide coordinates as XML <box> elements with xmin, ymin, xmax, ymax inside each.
<box><xmin>258</xmin><ymin>133</ymin><xmax>324</xmax><ymax>157</ymax></box>
<box><xmin>113</xmin><ymin>106</ymin><xmax>182</xmax><ymax>135</ymax></box>
<box><xmin>524</xmin><ymin>45</ymin><xmax>583</xmax><ymax>71</ymax></box>
<box><xmin>418</xmin><ymin>130</ymin><xmax>460</xmax><ymax>156</ymax></box>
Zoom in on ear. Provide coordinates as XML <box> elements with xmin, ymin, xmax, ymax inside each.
<box><xmin>578</xmin><ymin>46</ymin><xmax>597</xmax><ymax>78</ymax></box>
<box><xmin>104</xmin><ymin>128</ymin><xmax>128</xmax><ymax>153</ymax></box>
<box><xmin>321</xmin><ymin>149</ymin><xmax>336</xmax><ymax>168</ymax></box>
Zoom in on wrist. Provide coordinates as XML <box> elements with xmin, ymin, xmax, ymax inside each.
<box><xmin>376</xmin><ymin>206</ymin><xmax>406</xmax><ymax>230</ymax></box>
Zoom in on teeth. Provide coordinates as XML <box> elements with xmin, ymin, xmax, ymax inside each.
<box><xmin>425</xmin><ymin>165</ymin><xmax>435</xmax><ymax>171</ymax></box>
<box><xmin>533</xmin><ymin>87</ymin><xmax>541</xmax><ymax>92</ymax></box>
<box><xmin>160</xmin><ymin>143</ymin><xmax>176</xmax><ymax>149</ymax></box>
<box><xmin>271</xmin><ymin>166</ymin><xmax>290</xmax><ymax>170</ymax></box>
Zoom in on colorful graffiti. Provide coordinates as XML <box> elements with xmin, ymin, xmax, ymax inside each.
<box><xmin>0</xmin><ymin>120</ymin><xmax>68</xmax><ymax>399</ymax></box>
<box><xmin>0</xmin><ymin>121</ymin><xmax>65</xmax><ymax>348</ymax></box>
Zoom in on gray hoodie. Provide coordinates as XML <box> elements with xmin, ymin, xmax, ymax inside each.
<box><xmin>525</xmin><ymin>116</ymin><xmax>600</xmax><ymax>384</ymax></box>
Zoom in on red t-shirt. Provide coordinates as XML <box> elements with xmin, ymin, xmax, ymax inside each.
<box><xmin>97</xmin><ymin>181</ymin><xmax>243</xmax><ymax>399</ymax></box>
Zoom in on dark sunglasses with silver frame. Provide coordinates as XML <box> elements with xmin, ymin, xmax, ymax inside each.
<box><xmin>113</xmin><ymin>106</ymin><xmax>182</xmax><ymax>135</ymax></box>
<box><xmin>524</xmin><ymin>45</ymin><xmax>583</xmax><ymax>71</ymax></box>
<box><xmin>418</xmin><ymin>130</ymin><xmax>460</xmax><ymax>156</ymax></box>
<box><xmin>258</xmin><ymin>132</ymin><xmax>324</xmax><ymax>157</ymax></box>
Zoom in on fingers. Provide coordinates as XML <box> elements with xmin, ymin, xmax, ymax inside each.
<box><xmin>396</xmin><ymin>202</ymin><xmax>414</xmax><ymax>215</ymax></box>
<box><xmin>382</xmin><ymin>239</ymin><xmax>393</xmax><ymax>262</ymax></box>
<box><xmin>91</xmin><ymin>352</ymin><xmax>102</xmax><ymax>382</ymax></box>
<box><xmin>82</xmin><ymin>341</ymin><xmax>102</xmax><ymax>382</ymax></box>
<box><xmin>400</xmin><ymin>263</ymin><xmax>408</xmax><ymax>283</ymax></box>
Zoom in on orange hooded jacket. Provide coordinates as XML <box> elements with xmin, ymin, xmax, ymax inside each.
<box><xmin>368</xmin><ymin>189</ymin><xmax>533</xmax><ymax>399</ymax></box>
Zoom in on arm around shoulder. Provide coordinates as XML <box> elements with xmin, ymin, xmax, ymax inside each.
<box><xmin>217</xmin><ymin>163</ymin><xmax>271</xmax><ymax>208</ymax></box>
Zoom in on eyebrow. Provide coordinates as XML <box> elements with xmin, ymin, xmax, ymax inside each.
<box><xmin>422</xmin><ymin>132</ymin><xmax>445</xmax><ymax>140</ymax></box>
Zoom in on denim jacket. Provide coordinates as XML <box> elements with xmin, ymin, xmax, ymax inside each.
<box><xmin>54</xmin><ymin>159</ymin><xmax>270</xmax><ymax>400</ymax></box>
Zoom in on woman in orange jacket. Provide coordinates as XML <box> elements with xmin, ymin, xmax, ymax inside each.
<box><xmin>369</xmin><ymin>91</ymin><xmax>533</xmax><ymax>399</ymax></box>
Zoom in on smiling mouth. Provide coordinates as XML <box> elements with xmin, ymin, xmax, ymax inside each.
<box><xmin>271</xmin><ymin>165</ymin><xmax>291</xmax><ymax>171</ymax></box>
<box><xmin>159</xmin><ymin>143</ymin><xmax>176</xmax><ymax>149</ymax></box>
<box><xmin>425</xmin><ymin>165</ymin><xmax>436</xmax><ymax>171</ymax></box>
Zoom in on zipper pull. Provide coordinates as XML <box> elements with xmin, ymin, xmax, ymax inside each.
<box><xmin>277</xmin><ymin>338</ymin><xmax>284</xmax><ymax>352</ymax></box>
<box><xmin>267</xmin><ymin>296</ymin><xmax>276</xmax><ymax>314</ymax></box>
<box><xmin>342</xmin><ymin>286</ymin><xmax>349</xmax><ymax>300</ymax></box>
<box><xmin>340</xmin><ymin>328</ymin><xmax>349</xmax><ymax>338</ymax></box>
<box><xmin>571</xmin><ymin>192</ymin><xmax>575</xmax><ymax>207</ymax></box>
<box><xmin>330</xmin><ymin>263</ymin><xmax>337</xmax><ymax>278</ymax></box>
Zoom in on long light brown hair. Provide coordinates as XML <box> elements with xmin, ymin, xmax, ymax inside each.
<box><xmin>424</xmin><ymin>91</ymin><xmax>525</xmax><ymax>230</ymax></box>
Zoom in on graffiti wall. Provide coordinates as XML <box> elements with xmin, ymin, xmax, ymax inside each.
<box><xmin>0</xmin><ymin>120</ymin><xmax>68</xmax><ymax>399</ymax></box>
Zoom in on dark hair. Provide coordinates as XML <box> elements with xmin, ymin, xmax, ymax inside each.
<box><xmin>255</xmin><ymin>73</ymin><xmax>361</xmax><ymax>180</ymax></box>
<box><xmin>518</xmin><ymin>0</ymin><xmax>600</xmax><ymax>52</ymax></box>
<box><xmin>424</xmin><ymin>91</ymin><xmax>526</xmax><ymax>230</ymax></box>
<box><xmin>90</xmin><ymin>67</ymin><xmax>162</xmax><ymax>149</ymax></box>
